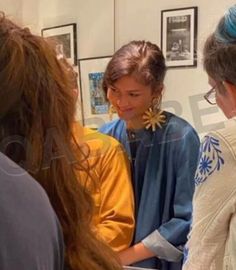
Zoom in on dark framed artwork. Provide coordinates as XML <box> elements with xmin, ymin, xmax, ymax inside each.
<box><xmin>78</xmin><ymin>56</ymin><xmax>117</xmax><ymax>128</ymax></box>
<box><xmin>41</xmin><ymin>23</ymin><xmax>77</xmax><ymax>65</ymax></box>
<box><xmin>161</xmin><ymin>7</ymin><xmax>198</xmax><ymax>68</ymax></box>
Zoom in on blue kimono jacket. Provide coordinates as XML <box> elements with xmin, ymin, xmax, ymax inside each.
<box><xmin>99</xmin><ymin>111</ymin><xmax>200</xmax><ymax>270</ymax></box>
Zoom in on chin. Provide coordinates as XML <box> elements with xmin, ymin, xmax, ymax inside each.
<box><xmin>118</xmin><ymin>113</ymin><xmax>135</xmax><ymax>121</ymax></box>
<box><xmin>221</xmin><ymin>108</ymin><xmax>236</xmax><ymax>119</ymax></box>
<box><xmin>117</xmin><ymin>110</ymin><xmax>133</xmax><ymax>119</ymax></box>
<box><xmin>229</xmin><ymin>109</ymin><xmax>236</xmax><ymax>119</ymax></box>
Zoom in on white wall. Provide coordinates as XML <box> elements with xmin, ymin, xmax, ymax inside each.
<box><xmin>75</xmin><ymin>0</ymin><xmax>114</xmax><ymax>58</ymax></box>
<box><xmin>19</xmin><ymin>0</ymin><xmax>115</xmax><ymax>122</ymax></box>
<box><xmin>3</xmin><ymin>0</ymin><xmax>236</xmax><ymax>134</ymax></box>
<box><xmin>115</xmin><ymin>0</ymin><xmax>236</xmax><ymax>135</ymax></box>
<box><xmin>0</xmin><ymin>0</ymin><xmax>22</xmax><ymax>22</ymax></box>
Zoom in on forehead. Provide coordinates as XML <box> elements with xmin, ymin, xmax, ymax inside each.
<box><xmin>112</xmin><ymin>75</ymin><xmax>151</xmax><ymax>92</ymax></box>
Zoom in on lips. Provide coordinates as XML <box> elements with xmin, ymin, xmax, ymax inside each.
<box><xmin>119</xmin><ymin>108</ymin><xmax>132</xmax><ymax>113</ymax></box>
<box><xmin>116</xmin><ymin>106</ymin><xmax>133</xmax><ymax>113</ymax></box>
<box><xmin>116</xmin><ymin>107</ymin><xmax>135</xmax><ymax>120</ymax></box>
<box><xmin>117</xmin><ymin>109</ymin><xmax>134</xmax><ymax>117</ymax></box>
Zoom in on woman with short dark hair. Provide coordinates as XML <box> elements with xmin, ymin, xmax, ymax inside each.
<box><xmin>183</xmin><ymin>5</ymin><xmax>236</xmax><ymax>269</ymax></box>
<box><xmin>100</xmin><ymin>40</ymin><xmax>200</xmax><ymax>269</ymax></box>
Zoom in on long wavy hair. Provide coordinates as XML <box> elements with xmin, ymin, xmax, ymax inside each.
<box><xmin>0</xmin><ymin>13</ymin><xmax>121</xmax><ymax>270</ymax></box>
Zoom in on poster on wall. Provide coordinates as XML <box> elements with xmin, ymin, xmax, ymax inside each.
<box><xmin>78</xmin><ymin>56</ymin><xmax>117</xmax><ymax>128</ymax></box>
<box><xmin>41</xmin><ymin>23</ymin><xmax>77</xmax><ymax>65</ymax></box>
<box><xmin>161</xmin><ymin>7</ymin><xmax>198</xmax><ymax>68</ymax></box>
<box><xmin>88</xmin><ymin>72</ymin><xmax>108</xmax><ymax>115</ymax></box>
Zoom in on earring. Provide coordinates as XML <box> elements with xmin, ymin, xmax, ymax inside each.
<box><xmin>143</xmin><ymin>97</ymin><xmax>166</xmax><ymax>132</ymax></box>
<box><xmin>108</xmin><ymin>104</ymin><xmax>116</xmax><ymax>121</ymax></box>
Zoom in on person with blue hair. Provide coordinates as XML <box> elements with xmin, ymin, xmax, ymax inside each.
<box><xmin>183</xmin><ymin>4</ymin><xmax>236</xmax><ymax>269</ymax></box>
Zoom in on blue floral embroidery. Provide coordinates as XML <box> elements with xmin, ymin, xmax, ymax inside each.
<box><xmin>199</xmin><ymin>155</ymin><xmax>212</xmax><ymax>174</ymax></box>
<box><xmin>195</xmin><ymin>135</ymin><xmax>224</xmax><ymax>185</ymax></box>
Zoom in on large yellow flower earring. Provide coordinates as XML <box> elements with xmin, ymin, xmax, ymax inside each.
<box><xmin>143</xmin><ymin>97</ymin><xmax>166</xmax><ymax>132</ymax></box>
<box><xmin>108</xmin><ymin>104</ymin><xmax>116</xmax><ymax>121</ymax></box>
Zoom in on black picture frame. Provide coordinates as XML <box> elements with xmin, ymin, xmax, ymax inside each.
<box><xmin>41</xmin><ymin>23</ymin><xmax>77</xmax><ymax>65</ymax></box>
<box><xmin>161</xmin><ymin>7</ymin><xmax>198</xmax><ymax>68</ymax></box>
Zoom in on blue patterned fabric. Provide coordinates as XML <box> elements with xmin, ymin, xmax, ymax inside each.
<box><xmin>99</xmin><ymin>111</ymin><xmax>200</xmax><ymax>269</ymax></box>
<box><xmin>195</xmin><ymin>135</ymin><xmax>224</xmax><ymax>186</ymax></box>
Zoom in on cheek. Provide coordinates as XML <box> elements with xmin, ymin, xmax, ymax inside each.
<box><xmin>216</xmin><ymin>95</ymin><xmax>224</xmax><ymax>109</ymax></box>
<box><xmin>216</xmin><ymin>96</ymin><xmax>231</xmax><ymax>116</ymax></box>
<box><xmin>107</xmin><ymin>91</ymin><xmax>115</xmax><ymax>104</ymax></box>
<box><xmin>106</xmin><ymin>90</ymin><xmax>111</xmax><ymax>101</ymax></box>
<box><xmin>138</xmin><ymin>97</ymin><xmax>152</xmax><ymax>109</ymax></box>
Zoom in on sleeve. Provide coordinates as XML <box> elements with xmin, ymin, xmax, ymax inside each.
<box><xmin>96</xmin><ymin>142</ymin><xmax>135</xmax><ymax>252</ymax></box>
<box><xmin>142</xmin><ymin>126</ymin><xmax>200</xmax><ymax>262</ymax></box>
<box><xmin>183</xmin><ymin>132</ymin><xmax>236</xmax><ymax>269</ymax></box>
<box><xmin>228</xmin><ymin>214</ymin><xmax>236</xmax><ymax>269</ymax></box>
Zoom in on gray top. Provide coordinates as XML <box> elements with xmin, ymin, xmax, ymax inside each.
<box><xmin>0</xmin><ymin>152</ymin><xmax>64</xmax><ymax>270</ymax></box>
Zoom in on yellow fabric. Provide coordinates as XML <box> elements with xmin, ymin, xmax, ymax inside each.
<box><xmin>73</xmin><ymin>123</ymin><xmax>135</xmax><ymax>252</ymax></box>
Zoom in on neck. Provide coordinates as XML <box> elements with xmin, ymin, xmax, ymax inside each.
<box><xmin>126</xmin><ymin>118</ymin><xmax>145</xmax><ymax>130</ymax></box>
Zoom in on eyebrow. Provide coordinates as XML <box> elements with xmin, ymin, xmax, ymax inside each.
<box><xmin>127</xmin><ymin>90</ymin><xmax>141</xmax><ymax>93</ymax></box>
<box><xmin>109</xmin><ymin>85</ymin><xmax>141</xmax><ymax>92</ymax></box>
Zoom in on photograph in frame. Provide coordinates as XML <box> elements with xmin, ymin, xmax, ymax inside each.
<box><xmin>161</xmin><ymin>7</ymin><xmax>198</xmax><ymax>68</ymax></box>
<box><xmin>78</xmin><ymin>56</ymin><xmax>117</xmax><ymax>129</ymax></box>
<box><xmin>72</xmin><ymin>65</ymin><xmax>84</xmax><ymax>124</ymax></box>
<box><xmin>41</xmin><ymin>23</ymin><xmax>77</xmax><ymax>65</ymax></box>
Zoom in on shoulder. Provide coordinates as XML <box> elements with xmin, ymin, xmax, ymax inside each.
<box><xmin>161</xmin><ymin>111</ymin><xmax>199</xmax><ymax>144</ymax></box>
<box><xmin>203</xmin><ymin>118</ymin><xmax>236</xmax><ymax>159</ymax></box>
<box><xmin>0</xmin><ymin>152</ymin><xmax>50</xmax><ymax>202</ymax></box>
<box><xmin>73</xmin><ymin>121</ymin><xmax>122</xmax><ymax>148</ymax></box>
<box><xmin>194</xmin><ymin>123</ymin><xmax>234</xmax><ymax>186</ymax></box>
<box><xmin>211</xmin><ymin>118</ymin><xmax>236</xmax><ymax>156</ymax></box>
<box><xmin>0</xmin><ymin>153</ymin><xmax>59</xmax><ymax>227</ymax></box>
<box><xmin>194</xmin><ymin>120</ymin><xmax>236</xmax><ymax>188</ymax></box>
<box><xmin>0</xmin><ymin>153</ymin><xmax>64</xmax><ymax>270</ymax></box>
<box><xmin>80</xmin><ymin>127</ymin><xmax>126</xmax><ymax>164</ymax></box>
<box><xmin>165</xmin><ymin>111</ymin><xmax>196</xmax><ymax>131</ymax></box>
<box><xmin>99</xmin><ymin>119</ymin><xmax>125</xmax><ymax>135</ymax></box>
<box><xmin>84</xmin><ymin>127</ymin><xmax>122</xmax><ymax>149</ymax></box>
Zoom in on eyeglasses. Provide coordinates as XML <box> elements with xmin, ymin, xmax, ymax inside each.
<box><xmin>204</xmin><ymin>86</ymin><xmax>217</xmax><ymax>105</ymax></box>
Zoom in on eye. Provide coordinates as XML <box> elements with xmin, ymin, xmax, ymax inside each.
<box><xmin>129</xmin><ymin>93</ymin><xmax>140</xmax><ymax>97</ymax></box>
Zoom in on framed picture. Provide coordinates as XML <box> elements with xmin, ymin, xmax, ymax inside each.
<box><xmin>161</xmin><ymin>7</ymin><xmax>198</xmax><ymax>68</ymax></box>
<box><xmin>78</xmin><ymin>56</ymin><xmax>117</xmax><ymax>129</ymax></box>
<box><xmin>41</xmin><ymin>23</ymin><xmax>77</xmax><ymax>65</ymax></box>
<box><xmin>73</xmin><ymin>65</ymin><xmax>84</xmax><ymax>124</ymax></box>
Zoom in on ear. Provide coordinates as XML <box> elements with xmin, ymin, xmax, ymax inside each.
<box><xmin>152</xmin><ymin>84</ymin><xmax>164</xmax><ymax>98</ymax></box>
<box><xmin>223</xmin><ymin>81</ymin><xmax>236</xmax><ymax>102</ymax></box>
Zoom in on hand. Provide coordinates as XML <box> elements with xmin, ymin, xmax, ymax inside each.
<box><xmin>118</xmin><ymin>242</ymin><xmax>155</xmax><ymax>266</ymax></box>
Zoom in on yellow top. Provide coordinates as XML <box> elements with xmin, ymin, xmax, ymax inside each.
<box><xmin>73</xmin><ymin>123</ymin><xmax>135</xmax><ymax>252</ymax></box>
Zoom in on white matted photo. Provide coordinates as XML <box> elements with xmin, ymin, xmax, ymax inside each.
<box><xmin>78</xmin><ymin>56</ymin><xmax>117</xmax><ymax>129</ymax></box>
<box><xmin>42</xmin><ymin>23</ymin><xmax>77</xmax><ymax>65</ymax></box>
<box><xmin>161</xmin><ymin>7</ymin><xmax>198</xmax><ymax>68</ymax></box>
